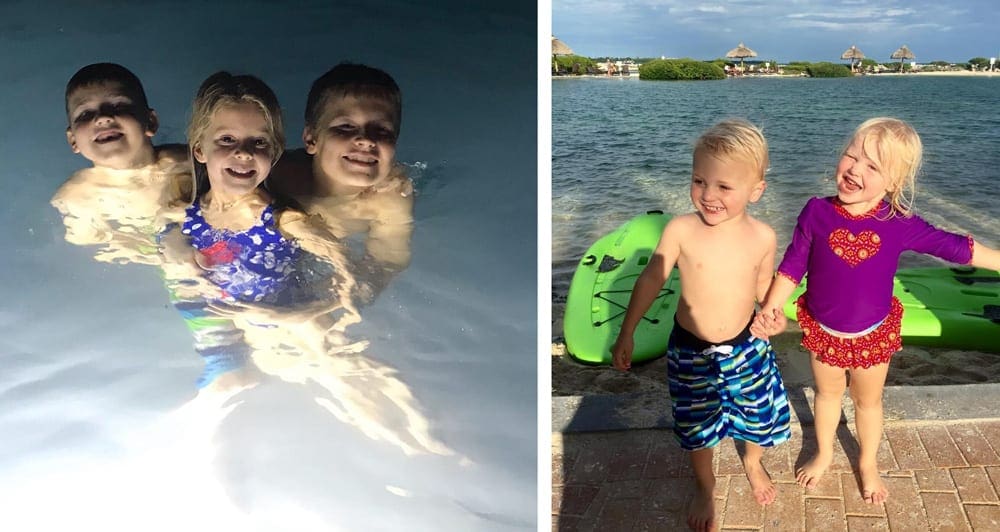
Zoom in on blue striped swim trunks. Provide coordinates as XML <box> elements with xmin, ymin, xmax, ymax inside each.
<box><xmin>667</xmin><ymin>318</ymin><xmax>791</xmax><ymax>451</ymax></box>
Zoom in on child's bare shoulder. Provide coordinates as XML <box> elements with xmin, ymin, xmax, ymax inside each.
<box><xmin>370</xmin><ymin>165</ymin><xmax>414</xmax><ymax>197</ymax></box>
<box><xmin>51</xmin><ymin>168</ymin><xmax>98</xmax><ymax>209</ymax></box>
<box><xmin>663</xmin><ymin>212</ymin><xmax>703</xmax><ymax>237</ymax></box>
<box><xmin>744</xmin><ymin>214</ymin><xmax>777</xmax><ymax>247</ymax></box>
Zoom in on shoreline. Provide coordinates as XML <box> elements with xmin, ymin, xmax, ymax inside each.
<box><xmin>554</xmin><ymin>70</ymin><xmax>1000</xmax><ymax>79</ymax></box>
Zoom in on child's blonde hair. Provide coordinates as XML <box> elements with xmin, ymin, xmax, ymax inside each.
<box><xmin>848</xmin><ymin>117</ymin><xmax>921</xmax><ymax>216</ymax></box>
<box><xmin>187</xmin><ymin>72</ymin><xmax>285</xmax><ymax>197</ymax></box>
<box><xmin>693</xmin><ymin>119</ymin><xmax>769</xmax><ymax>181</ymax></box>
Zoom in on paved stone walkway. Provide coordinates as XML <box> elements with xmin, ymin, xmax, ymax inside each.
<box><xmin>553</xmin><ymin>417</ymin><xmax>1000</xmax><ymax>531</ymax></box>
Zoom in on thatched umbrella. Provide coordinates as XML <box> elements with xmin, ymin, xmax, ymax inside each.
<box><xmin>891</xmin><ymin>44</ymin><xmax>915</xmax><ymax>73</ymax></box>
<box><xmin>726</xmin><ymin>42</ymin><xmax>757</xmax><ymax>71</ymax></box>
<box><xmin>552</xmin><ymin>36</ymin><xmax>574</xmax><ymax>56</ymax></box>
<box><xmin>841</xmin><ymin>45</ymin><xmax>865</xmax><ymax>72</ymax></box>
<box><xmin>552</xmin><ymin>36</ymin><xmax>574</xmax><ymax>74</ymax></box>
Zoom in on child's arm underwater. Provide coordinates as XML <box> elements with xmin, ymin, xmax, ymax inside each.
<box><xmin>274</xmin><ymin>210</ymin><xmax>363</xmax><ymax>330</ymax></box>
<box><xmin>610</xmin><ymin>219</ymin><xmax>681</xmax><ymax>371</ymax></box>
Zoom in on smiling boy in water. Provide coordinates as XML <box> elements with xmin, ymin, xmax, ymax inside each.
<box><xmin>51</xmin><ymin>63</ymin><xmax>191</xmax><ymax>266</ymax></box>
<box><xmin>610</xmin><ymin>119</ymin><xmax>791</xmax><ymax>531</ymax></box>
<box><xmin>269</xmin><ymin>63</ymin><xmax>413</xmax><ymax>302</ymax></box>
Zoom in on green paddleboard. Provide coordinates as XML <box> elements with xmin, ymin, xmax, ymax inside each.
<box><xmin>783</xmin><ymin>266</ymin><xmax>1000</xmax><ymax>352</ymax></box>
<box><xmin>564</xmin><ymin>211</ymin><xmax>681</xmax><ymax>365</ymax></box>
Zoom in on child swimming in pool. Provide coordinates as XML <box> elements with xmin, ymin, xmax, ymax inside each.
<box><xmin>168</xmin><ymin>71</ymin><xmax>353</xmax><ymax>308</ymax></box>
<box><xmin>752</xmin><ymin>117</ymin><xmax>1000</xmax><ymax>505</ymax></box>
<box><xmin>160</xmin><ymin>71</ymin><xmax>359</xmax><ymax>389</ymax></box>
<box><xmin>610</xmin><ymin>119</ymin><xmax>791</xmax><ymax>531</ymax></box>
<box><xmin>269</xmin><ymin>63</ymin><xmax>412</xmax><ymax>303</ymax></box>
<box><xmin>52</xmin><ymin>63</ymin><xmax>192</xmax><ymax>266</ymax></box>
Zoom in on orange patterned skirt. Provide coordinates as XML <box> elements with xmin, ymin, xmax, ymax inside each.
<box><xmin>796</xmin><ymin>294</ymin><xmax>903</xmax><ymax>369</ymax></box>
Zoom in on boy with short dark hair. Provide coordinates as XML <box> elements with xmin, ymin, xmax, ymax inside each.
<box><xmin>271</xmin><ymin>63</ymin><xmax>413</xmax><ymax>299</ymax></box>
<box><xmin>53</xmin><ymin>62</ymin><xmax>191</xmax><ymax>265</ymax></box>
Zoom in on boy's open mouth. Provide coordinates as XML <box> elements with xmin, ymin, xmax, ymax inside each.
<box><xmin>343</xmin><ymin>153</ymin><xmax>378</xmax><ymax>166</ymax></box>
<box><xmin>93</xmin><ymin>130</ymin><xmax>124</xmax><ymax>144</ymax></box>
<box><xmin>842</xmin><ymin>175</ymin><xmax>862</xmax><ymax>191</ymax></box>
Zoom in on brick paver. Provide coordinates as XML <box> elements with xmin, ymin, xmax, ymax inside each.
<box><xmin>554</xmin><ymin>418</ymin><xmax>1000</xmax><ymax>531</ymax></box>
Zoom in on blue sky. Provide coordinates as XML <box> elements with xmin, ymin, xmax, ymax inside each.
<box><xmin>552</xmin><ymin>0</ymin><xmax>999</xmax><ymax>63</ymax></box>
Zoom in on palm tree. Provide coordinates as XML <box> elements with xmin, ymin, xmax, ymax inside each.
<box><xmin>891</xmin><ymin>45</ymin><xmax>915</xmax><ymax>73</ymax></box>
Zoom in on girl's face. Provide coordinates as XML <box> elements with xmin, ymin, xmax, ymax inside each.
<box><xmin>193</xmin><ymin>102</ymin><xmax>274</xmax><ymax>201</ymax></box>
<box><xmin>303</xmin><ymin>94</ymin><xmax>398</xmax><ymax>194</ymax></box>
<box><xmin>835</xmin><ymin>135</ymin><xmax>891</xmax><ymax>215</ymax></box>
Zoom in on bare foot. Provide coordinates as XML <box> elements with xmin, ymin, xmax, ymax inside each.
<box><xmin>859</xmin><ymin>464</ymin><xmax>888</xmax><ymax>504</ymax></box>
<box><xmin>795</xmin><ymin>452</ymin><xmax>832</xmax><ymax>489</ymax></box>
<box><xmin>743</xmin><ymin>459</ymin><xmax>776</xmax><ymax>505</ymax></box>
<box><xmin>687</xmin><ymin>487</ymin><xmax>716</xmax><ymax>532</ymax></box>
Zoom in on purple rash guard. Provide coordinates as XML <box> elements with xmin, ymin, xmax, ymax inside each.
<box><xmin>777</xmin><ymin>197</ymin><xmax>973</xmax><ymax>333</ymax></box>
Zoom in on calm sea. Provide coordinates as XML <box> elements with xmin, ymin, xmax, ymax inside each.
<box><xmin>552</xmin><ymin>75</ymin><xmax>1000</xmax><ymax>335</ymax></box>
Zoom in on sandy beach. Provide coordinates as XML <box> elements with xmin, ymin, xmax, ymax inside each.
<box><xmin>551</xmin><ymin>319</ymin><xmax>1000</xmax><ymax>397</ymax></box>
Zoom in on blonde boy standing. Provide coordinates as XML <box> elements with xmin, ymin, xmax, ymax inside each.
<box><xmin>611</xmin><ymin>119</ymin><xmax>791</xmax><ymax>531</ymax></box>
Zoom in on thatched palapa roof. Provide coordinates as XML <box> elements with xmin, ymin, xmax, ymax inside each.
<box><xmin>891</xmin><ymin>45</ymin><xmax>915</xmax><ymax>60</ymax></box>
<box><xmin>841</xmin><ymin>45</ymin><xmax>865</xmax><ymax>60</ymax></box>
<box><xmin>891</xmin><ymin>45</ymin><xmax>915</xmax><ymax>72</ymax></box>
<box><xmin>726</xmin><ymin>42</ymin><xmax>757</xmax><ymax>60</ymax></box>
<box><xmin>552</xmin><ymin>36</ymin><xmax>574</xmax><ymax>56</ymax></box>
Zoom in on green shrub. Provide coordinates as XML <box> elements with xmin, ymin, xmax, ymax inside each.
<box><xmin>968</xmin><ymin>57</ymin><xmax>990</xmax><ymax>70</ymax></box>
<box><xmin>781</xmin><ymin>62</ymin><xmax>810</xmax><ymax>75</ymax></box>
<box><xmin>638</xmin><ymin>58</ymin><xmax>725</xmax><ymax>80</ymax></box>
<box><xmin>806</xmin><ymin>62</ymin><xmax>853</xmax><ymax>77</ymax></box>
<box><xmin>553</xmin><ymin>55</ymin><xmax>596</xmax><ymax>74</ymax></box>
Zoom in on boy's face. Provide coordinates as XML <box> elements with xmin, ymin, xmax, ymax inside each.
<box><xmin>689</xmin><ymin>151</ymin><xmax>765</xmax><ymax>226</ymax></box>
<box><xmin>192</xmin><ymin>102</ymin><xmax>274</xmax><ymax>201</ymax></box>
<box><xmin>303</xmin><ymin>94</ymin><xmax>398</xmax><ymax>193</ymax></box>
<box><xmin>66</xmin><ymin>82</ymin><xmax>157</xmax><ymax>170</ymax></box>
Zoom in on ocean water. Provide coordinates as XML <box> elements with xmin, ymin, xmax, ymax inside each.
<box><xmin>552</xmin><ymin>75</ymin><xmax>1000</xmax><ymax>332</ymax></box>
<box><xmin>0</xmin><ymin>2</ymin><xmax>536</xmax><ymax>531</ymax></box>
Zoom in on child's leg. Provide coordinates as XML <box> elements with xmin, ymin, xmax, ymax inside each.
<box><xmin>688</xmin><ymin>448</ymin><xmax>716</xmax><ymax>532</ymax></box>
<box><xmin>797</xmin><ymin>352</ymin><xmax>848</xmax><ymax>488</ymax></box>
<box><xmin>742</xmin><ymin>442</ymin><xmax>776</xmax><ymax>505</ymax></box>
<box><xmin>848</xmin><ymin>361</ymin><xmax>891</xmax><ymax>504</ymax></box>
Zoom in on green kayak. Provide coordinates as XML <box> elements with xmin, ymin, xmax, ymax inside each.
<box><xmin>564</xmin><ymin>211</ymin><xmax>681</xmax><ymax>365</ymax></box>
<box><xmin>783</xmin><ymin>266</ymin><xmax>1000</xmax><ymax>352</ymax></box>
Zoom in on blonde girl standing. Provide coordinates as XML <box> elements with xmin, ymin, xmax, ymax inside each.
<box><xmin>754</xmin><ymin>117</ymin><xmax>1000</xmax><ymax>504</ymax></box>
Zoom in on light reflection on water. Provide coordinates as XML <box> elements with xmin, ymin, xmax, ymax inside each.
<box><xmin>0</xmin><ymin>1</ymin><xmax>536</xmax><ymax>530</ymax></box>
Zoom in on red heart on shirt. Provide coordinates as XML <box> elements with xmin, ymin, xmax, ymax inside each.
<box><xmin>828</xmin><ymin>228</ymin><xmax>880</xmax><ymax>267</ymax></box>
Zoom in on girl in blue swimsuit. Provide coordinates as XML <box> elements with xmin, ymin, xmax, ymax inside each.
<box><xmin>162</xmin><ymin>72</ymin><xmax>357</xmax><ymax>389</ymax></box>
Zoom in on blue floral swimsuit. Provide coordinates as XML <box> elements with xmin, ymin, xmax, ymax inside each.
<box><xmin>182</xmin><ymin>199</ymin><xmax>300</xmax><ymax>304</ymax></box>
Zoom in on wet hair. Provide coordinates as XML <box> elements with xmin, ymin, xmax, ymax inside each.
<box><xmin>693</xmin><ymin>119</ymin><xmax>769</xmax><ymax>181</ymax></box>
<box><xmin>187</xmin><ymin>72</ymin><xmax>285</xmax><ymax>198</ymax></box>
<box><xmin>847</xmin><ymin>117</ymin><xmax>921</xmax><ymax>217</ymax></box>
<box><xmin>65</xmin><ymin>63</ymin><xmax>151</xmax><ymax>125</ymax></box>
<box><xmin>303</xmin><ymin>62</ymin><xmax>402</xmax><ymax>132</ymax></box>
